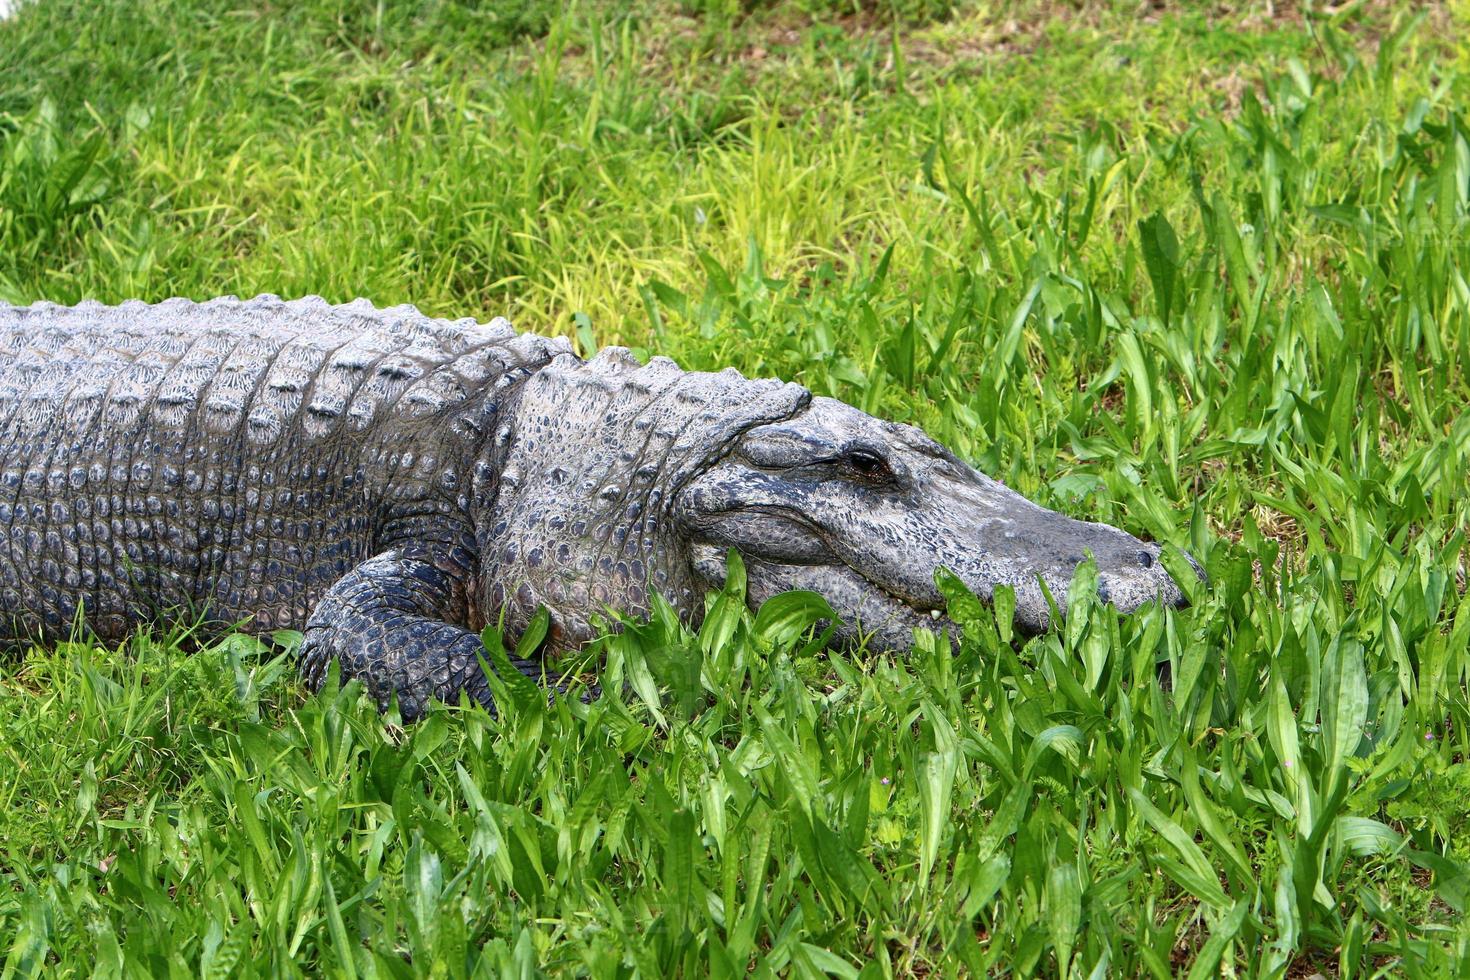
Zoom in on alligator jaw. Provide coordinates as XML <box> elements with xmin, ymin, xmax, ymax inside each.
<box><xmin>689</xmin><ymin>543</ymin><xmax>959</xmax><ymax>648</ymax></box>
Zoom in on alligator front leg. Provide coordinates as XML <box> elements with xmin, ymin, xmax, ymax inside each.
<box><xmin>298</xmin><ymin>546</ymin><xmax>533</xmax><ymax>720</ymax></box>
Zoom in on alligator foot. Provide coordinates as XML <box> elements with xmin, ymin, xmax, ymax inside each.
<box><xmin>299</xmin><ymin>545</ymin><xmax>499</xmax><ymax>722</ymax></box>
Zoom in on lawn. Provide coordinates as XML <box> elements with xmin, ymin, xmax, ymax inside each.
<box><xmin>2</xmin><ymin>0</ymin><xmax>1469</xmax><ymax>975</ymax></box>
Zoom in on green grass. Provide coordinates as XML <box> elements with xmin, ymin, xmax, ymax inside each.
<box><xmin>3</xmin><ymin>0</ymin><xmax>1470</xmax><ymax>974</ymax></box>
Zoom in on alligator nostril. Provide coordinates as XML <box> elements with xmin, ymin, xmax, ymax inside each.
<box><xmin>1137</xmin><ymin>550</ymin><xmax>1154</xmax><ymax>569</ymax></box>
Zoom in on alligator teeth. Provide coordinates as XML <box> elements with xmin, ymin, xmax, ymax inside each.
<box><xmin>929</xmin><ymin>609</ymin><xmax>941</xmax><ymax>619</ymax></box>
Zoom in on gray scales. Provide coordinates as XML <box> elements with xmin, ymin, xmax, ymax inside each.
<box><xmin>0</xmin><ymin>295</ymin><xmax>1196</xmax><ymax>718</ymax></box>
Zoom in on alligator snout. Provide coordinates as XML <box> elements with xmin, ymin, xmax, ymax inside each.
<box><xmin>964</xmin><ymin>511</ymin><xmax>1198</xmax><ymax>636</ymax></box>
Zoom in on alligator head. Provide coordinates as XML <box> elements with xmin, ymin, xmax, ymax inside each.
<box><xmin>675</xmin><ymin>396</ymin><xmax>1196</xmax><ymax>646</ymax></box>
<box><xmin>488</xmin><ymin>352</ymin><xmax>1197</xmax><ymax>650</ymax></box>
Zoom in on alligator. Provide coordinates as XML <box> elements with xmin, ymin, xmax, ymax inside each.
<box><xmin>0</xmin><ymin>295</ymin><xmax>1194</xmax><ymax>718</ymax></box>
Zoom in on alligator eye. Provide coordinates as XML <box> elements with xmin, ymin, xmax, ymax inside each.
<box><xmin>843</xmin><ymin>448</ymin><xmax>890</xmax><ymax>479</ymax></box>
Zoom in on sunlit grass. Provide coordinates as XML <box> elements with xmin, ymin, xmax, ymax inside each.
<box><xmin>2</xmin><ymin>0</ymin><xmax>1469</xmax><ymax>975</ymax></box>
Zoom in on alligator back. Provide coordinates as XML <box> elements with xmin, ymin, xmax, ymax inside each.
<box><xmin>0</xmin><ymin>295</ymin><xmax>567</xmax><ymax>645</ymax></box>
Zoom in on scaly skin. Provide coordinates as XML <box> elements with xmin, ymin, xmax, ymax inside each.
<box><xmin>0</xmin><ymin>296</ymin><xmax>563</xmax><ymax>716</ymax></box>
<box><xmin>0</xmin><ymin>295</ymin><xmax>1196</xmax><ymax>719</ymax></box>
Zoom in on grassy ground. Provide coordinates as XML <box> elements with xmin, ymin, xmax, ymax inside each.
<box><xmin>2</xmin><ymin>0</ymin><xmax>1469</xmax><ymax>974</ymax></box>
